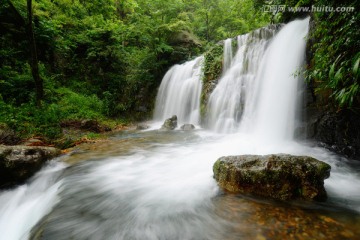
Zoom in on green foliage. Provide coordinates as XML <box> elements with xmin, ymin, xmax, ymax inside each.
<box><xmin>200</xmin><ymin>43</ymin><xmax>224</xmax><ymax>117</ymax></box>
<box><xmin>188</xmin><ymin>0</ymin><xmax>270</xmax><ymax>41</ymax></box>
<box><xmin>0</xmin><ymin>0</ymin><xmax>271</xmax><ymax>140</ymax></box>
<box><xmin>305</xmin><ymin>0</ymin><xmax>360</xmax><ymax>108</ymax></box>
<box><xmin>0</xmin><ymin>89</ymin><xmax>106</xmax><ymax>139</ymax></box>
<box><xmin>203</xmin><ymin>44</ymin><xmax>224</xmax><ymax>83</ymax></box>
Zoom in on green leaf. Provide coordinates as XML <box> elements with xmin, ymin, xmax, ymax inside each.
<box><xmin>329</xmin><ymin>63</ymin><xmax>335</xmax><ymax>79</ymax></box>
<box><xmin>334</xmin><ymin>67</ymin><xmax>343</xmax><ymax>83</ymax></box>
<box><xmin>353</xmin><ymin>57</ymin><xmax>360</xmax><ymax>76</ymax></box>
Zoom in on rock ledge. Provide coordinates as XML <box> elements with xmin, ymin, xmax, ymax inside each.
<box><xmin>0</xmin><ymin>145</ymin><xmax>61</xmax><ymax>189</ymax></box>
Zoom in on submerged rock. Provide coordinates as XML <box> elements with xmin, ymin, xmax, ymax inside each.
<box><xmin>0</xmin><ymin>145</ymin><xmax>61</xmax><ymax>189</ymax></box>
<box><xmin>180</xmin><ymin>124</ymin><xmax>195</xmax><ymax>131</ymax></box>
<box><xmin>213</xmin><ymin>154</ymin><xmax>331</xmax><ymax>201</ymax></box>
<box><xmin>160</xmin><ymin>115</ymin><xmax>178</xmax><ymax>130</ymax></box>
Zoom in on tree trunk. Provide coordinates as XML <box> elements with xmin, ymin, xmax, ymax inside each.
<box><xmin>26</xmin><ymin>0</ymin><xmax>43</xmax><ymax>106</ymax></box>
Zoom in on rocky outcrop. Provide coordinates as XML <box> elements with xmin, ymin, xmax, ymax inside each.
<box><xmin>160</xmin><ymin>115</ymin><xmax>178</xmax><ymax>130</ymax></box>
<box><xmin>180</xmin><ymin>124</ymin><xmax>195</xmax><ymax>131</ymax></box>
<box><xmin>0</xmin><ymin>145</ymin><xmax>61</xmax><ymax>189</ymax></box>
<box><xmin>303</xmin><ymin>15</ymin><xmax>360</xmax><ymax>160</ymax></box>
<box><xmin>213</xmin><ymin>154</ymin><xmax>331</xmax><ymax>201</ymax></box>
<box><xmin>306</xmin><ymin>110</ymin><xmax>360</xmax><ymax>159</ymax></box>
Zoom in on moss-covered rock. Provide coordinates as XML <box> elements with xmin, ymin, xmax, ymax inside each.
<box><xmin>0</xmin><ymin>145</ymin><xmax>61</xmax><ymax>189</ymax></box>
<box><xmin>201</xmin><ymin>44</ymin><xmax>224</xmax><ymax>118</ymax></box>
<box><xmin>160</xmin><ymin>115</ymin><xmax>178</xmax><ymax>130</ymax></box>
<box><xmin>213</xmin><ymin>154</ymin><xmax>331</xmax><ymax>201</ymax></box>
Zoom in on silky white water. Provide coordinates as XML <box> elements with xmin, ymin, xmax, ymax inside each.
<box><xmin>222</xmin><ymin>38</ymin><xmax>233</xmax><ymax>73</ymax></box>
<box><xmin>240</xmin><ymin>19</ymin><xmax>308</xmax><ymax>141</ymax></box>
<box><xmin>207</xmin><ymin>26</ymin><xmax>279</xmax><ymax>132</ymax></box>
<box><xmin>1</xmin><ymin>18</ymin><xmax>360</xmax><ymax>240</ymax></box>
<box><xmin>0</xmin><ymin>162</ymin><xmax>66</xmax><ymax>240</ymax></box>
<box><xmin>153</xmin><ymin>56</ymin><xmax>204</xmax><ymax>125</ymax></box>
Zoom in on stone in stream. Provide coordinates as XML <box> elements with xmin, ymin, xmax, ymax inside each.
<box><xmin>213</xmin><ymin>154</ymin><xmax>331</xmax><ymax>201</ymax></box>
<box><xmin>0</xmin><ymin>145</ymin><xmax>61</xmax><ymax>189</ymax></box>
<box><xmin>180</xmin><ymin>124</ymin><xmax>195</xmax><ymax>131</ymax></box>
<box><xmin>160</xmin><ymin>115</ymin><xmax>178</xmax><ymax>130</ymax></box>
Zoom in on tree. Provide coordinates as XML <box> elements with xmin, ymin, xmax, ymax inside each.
<box><xmin>26</xmin><ymin>0</ymin><xmax>43</xmax><ymax>105</ymax></box>
<box><xmin>5</xmin><ymin>0</ymin><xmax>43</xmax><ymax>106</ymax></box>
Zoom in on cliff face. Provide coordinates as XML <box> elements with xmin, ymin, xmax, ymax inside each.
<box><xmin>303</xmin><ymin>16</ymin><xmax>360</xmax><ymax>160</ymax></box>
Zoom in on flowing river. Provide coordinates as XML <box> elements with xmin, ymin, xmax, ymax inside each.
<box><xmin>1</xmin><ymin>18</ymin><xmax>360</xmax><ymax>240</ymax></box>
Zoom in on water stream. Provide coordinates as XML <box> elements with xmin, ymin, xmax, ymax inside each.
<box><xmin>1</xmin><ymin>18</ymin><xmax>360</xmax><ymax>240</ymax></box>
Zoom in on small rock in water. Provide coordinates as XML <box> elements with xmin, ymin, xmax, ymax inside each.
<box><xmin>213</xmin><ymin>154</ymin><xmax>331</xmax><ymax>201</ymax></box>
<box><xmin>160</xmin><ymin>115</ymin><xmax>178</xmax><ymax>130</ymax></box>
<box><xmin>180</xmin><ymin>124</ymin><xmax>195</xmax><ymax>131</ymax></box>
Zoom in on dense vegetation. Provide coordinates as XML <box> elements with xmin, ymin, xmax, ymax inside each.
<box><xmin>0</xmin><ymin>0</ymin><xmax>359</xmax><ymax>146</ymax></box>
<box><xmin>0</xmin><ymin>0</ymin><xmax>269</xmax><ymax>143</ymax></box>
<box><xmin>305</xmin><ymin>0</ymin><xmax>360</xmax><ymax>109</ymax></box>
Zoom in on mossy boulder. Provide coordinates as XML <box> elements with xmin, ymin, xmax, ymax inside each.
<box><xmin>0</xmin><ymin>145</ymin><xmax>61</xmax><ymax>189</ymax></box>
<box><xmin>213</xmin><ymin>154</ymin><xmax>331</xmax><ymax>201</ymax></box>
<box><xmin>160</xmin><ymin>115</ymin><xmax>178</xmax><ymax>130</ymax></box>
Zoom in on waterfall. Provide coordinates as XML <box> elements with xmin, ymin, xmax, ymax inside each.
<box><xmin>240</xmin><ymin>18</ymin><xmax>309</xmax><ymax>141</ymax></box>
<box><xmin>1</xmin><ymin>18</ymin><xmax>360</xmax><ymax>240</ymax></box>
<box><xmin>153</xmin><ymin>56</ymin><xmax>204</xmax><ymax>125</ymax></box>
<box><xmin>0</xmin><ymin>162</ymin><xmax>65</xmax><ymax>240</ymax></box>
<box><xmin>207</xmin><ymin>26</ymin><xmax>279</xmax><ymax>133</ymax></box>
<box><xmin>222</xmin><ymin>38</ymin><xmax>233</xmax><ymax>73</ymax></box>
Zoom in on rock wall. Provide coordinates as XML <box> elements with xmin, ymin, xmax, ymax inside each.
<box><xmin>303</xmin><ymin>16</ymin><xmax>360</xmax><ymax>160</ymax></box>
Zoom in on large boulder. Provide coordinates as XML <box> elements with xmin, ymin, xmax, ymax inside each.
<box><xmin>213</xmin><ymin>154</ymin><xmax>331</xmax><ymax>201</ymax></box>
<box><xmin>160</xmin><ymin>115</ymin><xmax>178</xmax><ymax>130</ymax></box>
<box><xmin>0</xmin><ymin>145</ymin><xmax>61</xmax><ymax>189</ymax></box>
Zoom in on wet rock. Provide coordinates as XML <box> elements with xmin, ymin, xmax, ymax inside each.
<box><xmin>136</xmin><ymin>123</ymin><xmax>150</xmax><ymax>130</ymax></box>
<box><xmin>0</xmin><ymin>145</ymin><xmax>61</xmax><ymax>189</ymax></box>
<box><xmin>160</xmin><ymin>115</ymin><xmax>178</xmax><ymax>130</ymax></box>
<box><xmin>180</xmin><ymin>124</ymin><xmax>195</xmax><ymax>131</ymax></box>
<box><xmin>307</xmin><ymin>110</ymin><xmax>360</xmax><ymax>159</ymax></box>
<box><xmin>213</xmin><ymin>154</ymin><xmax>331</xmax><ymax>201</ymax></box>
<box><xmin>137</xmin><ymin>106</ymin><xmax>148</xmax><ymax>113</ymax></box>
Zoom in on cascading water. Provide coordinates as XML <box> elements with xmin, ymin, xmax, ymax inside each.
<box><xmin>153</xmin><ymin>56</ymin><xmax>204</xmax><ymax>125</ymax></box>
<box><xmin>207</xmin><ymin>25</ymin><xmax>279</xmax><ymax>133</ymax></box>
<box><xmin>239</xmin><ymin>19</ymin><xmax>309</xmax><ymax>141</ymax></box>
<box><xmin>222</xmin><ymin>38</ymin><xmax>233</xmax><ymax>73</ymax></box>
<box><xmin>1</xmin><ymin>18</ymin><xmax>360</xmax><ymax>240</ymax></box>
